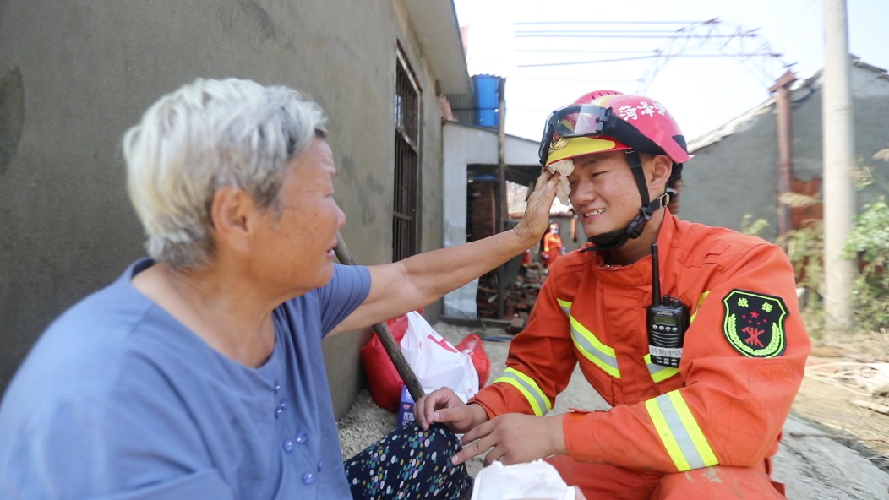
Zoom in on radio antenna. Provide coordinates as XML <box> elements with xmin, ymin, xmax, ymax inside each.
<box><xmin>651</xmin><ymin>243</ymin><xmax>661</xmax><ymax>307</ymax></box>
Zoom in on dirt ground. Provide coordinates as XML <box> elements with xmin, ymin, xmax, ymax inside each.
<box><xmin>790</xmin><ymin>338</ymin><xmax>889</xmax><ymax>472</ymax></box>
<box><xmin>338</xmin><ymin>322</ymin><xmax>889</xmax><ymax>499</ymax></box>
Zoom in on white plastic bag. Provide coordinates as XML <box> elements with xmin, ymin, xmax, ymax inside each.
<box><xmin>400</xmin><ymin>311</ymin><xmax>479</xmax><ymax>402</ymax></box>
<box><xmin>471</xmin><ymin>460</ymin><xmax>575</xmax><ymax>500</ymax></box>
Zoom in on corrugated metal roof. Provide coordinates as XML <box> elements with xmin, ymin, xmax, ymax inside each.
<box><xmin>402</xmin><ymin>0</ymin><xmax>471</xmax><ymax>94</ymax></box>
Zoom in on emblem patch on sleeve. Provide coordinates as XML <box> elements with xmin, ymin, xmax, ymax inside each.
<box><xmin>722</xmin><ymin>289</ymin><xmax>788</xmax><ymax>357</ymax></box>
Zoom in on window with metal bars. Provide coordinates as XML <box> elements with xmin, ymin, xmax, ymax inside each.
<box><xmin>392</xmin><ymin>51</ymin><xmax>420</xmax><ymax>262</ymax></box>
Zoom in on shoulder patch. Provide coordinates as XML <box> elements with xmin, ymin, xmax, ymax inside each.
<box><xmin>722</xmin><ymin>289</ymin><xmax>788</xmax><ymax>357</ymax></box>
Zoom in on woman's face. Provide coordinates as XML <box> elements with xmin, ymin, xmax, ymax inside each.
<box><xmin>250</xmin><ymin>138</ymin><xmax>347</xmax><ymax>294</ymax></box>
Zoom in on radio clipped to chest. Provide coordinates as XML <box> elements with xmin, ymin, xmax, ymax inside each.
<box><xmin>647</xmin><ymin>243</ymin><xmax>690</xmax><ymax>367</ymax></box>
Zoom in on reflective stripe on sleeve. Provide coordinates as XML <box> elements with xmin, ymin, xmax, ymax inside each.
<box><xmin>645</xmin><ymin>391</ymin><xmax>719</xmax><ymax>471</ymax></box>
<box><xmin>492</xmin><ymin>367</ymin><xmax>552</xmax><ymax>416</ymax></box>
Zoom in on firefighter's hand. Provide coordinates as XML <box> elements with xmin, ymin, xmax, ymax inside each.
<box><xmin>451</xmin><ymin>413</ymin><xmax>567</xmax><ymax>466</ymax></box>
<box><xmin>414</xmin><ymin>388</ymin><xmax>489</xmax><ymax>433</ymax></box>
<box><xmin>514</xmin><ymin>170</ymin><xmax>559</xmax><ymax>245</ymax></box>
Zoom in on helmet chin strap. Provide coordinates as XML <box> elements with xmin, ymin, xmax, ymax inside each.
<box><xmin>581</xmin><ymin>150</ymin><xmax>668</xmax><ymax>253</ymax></box>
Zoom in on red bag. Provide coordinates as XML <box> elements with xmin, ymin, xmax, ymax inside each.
<box><xmin>456</xmin><ymin>334</ymin><xmax>491</xmax><ymax>387</ymax></box>
<box><xmin>361</xmin><ymin>310</ymin><xmax>419</xmax><ymax>411</ymax></box>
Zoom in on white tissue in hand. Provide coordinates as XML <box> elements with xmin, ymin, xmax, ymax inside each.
<box><xmin>471</xmin><ymin>460</ymin><xmax>575</xmax><ymax>500</ymax></box>
<box><xmin>546</xmin><ymin>159</ymin><xmax>575</xmax><ymax>205</ymax></box>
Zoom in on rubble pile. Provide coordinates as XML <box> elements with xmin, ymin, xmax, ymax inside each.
<box><xmin>476</xmin><ymin>264</ymin><xmax>547</xmax><ymax>333</ymax></box>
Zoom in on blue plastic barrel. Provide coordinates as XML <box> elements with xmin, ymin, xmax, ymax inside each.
<box><xmin>473</xmin><ymin>75</ymin><xmax>501</xmax><ymax>128</ymax></box>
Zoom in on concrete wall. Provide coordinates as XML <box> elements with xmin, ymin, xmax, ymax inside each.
<box><xmin>792</xmin><ymin>66</ymin><xmax>889</xmax><ymax>207</ymax></box>
<box><xmin>441</xmin><ymin>122</ymin><xmax>540</xmax><ymax>317</ymax></box>
<box><xmin>682</xmin><ymin>64</ymin><xmax>889</xmax><ymax>240</ymax></box>
<box><xmin>0</xmin><ymin>0</ymin><xmax>450</xmax><ymax>417</ymax></box>
<box><xmin>681</xmin><ymin>104</ymin><xmax>780</xmax><ymax>240</ymax></box>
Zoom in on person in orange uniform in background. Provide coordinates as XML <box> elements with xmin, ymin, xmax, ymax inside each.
<box><xmin>414</xmin><ymin>90</ymin><xmax>810</xmax><ymax>499</ymax></box>
<box><xmin>540</xmin><ymin>222</ymin><xmax>564</xmax><ymax>268</ymax></box>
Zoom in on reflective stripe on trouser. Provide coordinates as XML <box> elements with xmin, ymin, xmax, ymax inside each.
<box><xmin>557</xmin><ymin>299</ymin><xmax>621</xmax><ymax>378</ymax></box>
<box><xmin>645</xmin><ymin>391</ymin><xmax>719</xmax><ymax>471</ymax></box>
<box><xmin>492</xmin><ymin>367</ymin><xmax>552</xmax><ymax>416</ymax></box>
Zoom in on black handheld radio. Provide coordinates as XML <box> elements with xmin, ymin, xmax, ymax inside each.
<box><xmin>647</xmin><ymin>243</ymin><xmax>690</xmax><ymax>368</ymax></box>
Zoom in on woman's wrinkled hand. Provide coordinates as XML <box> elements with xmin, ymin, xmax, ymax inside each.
<box><xmin>513</xmin><ymin>169</ymin><xmax>560</xmax><ymax>246</ymax></box>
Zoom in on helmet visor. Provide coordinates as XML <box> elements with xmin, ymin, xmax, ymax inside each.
<box><xmin>538</xmin><ymin>104</ymin><xmax>628</xmax><ymax>165</ymax></box>
<box><xmin>538</xmin><ymin>104</ymin><xmax>614</xmax><ymax>164</ymax></box>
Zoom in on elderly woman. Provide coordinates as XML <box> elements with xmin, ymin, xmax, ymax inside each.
<box><xmin>0</xmin><ymin>79</ymin><xmax>558</xmax><ymax>500</ymax></box>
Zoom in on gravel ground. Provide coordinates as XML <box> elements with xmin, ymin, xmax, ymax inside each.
<box><xmin>338</xmin><ymin>322</ymin><xmax>889</xmax><ymax>499</ymax></box>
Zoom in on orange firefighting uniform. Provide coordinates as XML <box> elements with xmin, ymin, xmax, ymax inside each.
<box><xmin>541</xmin><ymin>231</ymin><xmax>564</xmax><ymax>267</ymax></box>
<box><xmin>471</xmin><ymin>213</ymin><xmax>811</xmax><ymax>499</ymax></box>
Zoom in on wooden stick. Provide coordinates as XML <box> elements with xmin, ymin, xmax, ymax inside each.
<box><xmin>852</xmin><ymin>399</ymin><xmax>889</xmax><ymax>416</ymax></box>
<box><xmin>787</xmin><ymin>432</ymin><xmax>889</xmax><ymax>444</ymax></box>
<box><xmin>333</xmin><ymin>232</ymin><xmax>426</xmax><ymax>402</ymax></box>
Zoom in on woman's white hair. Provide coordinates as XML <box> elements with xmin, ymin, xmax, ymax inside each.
<box><xmin>122</xmin><ymin>78</ymin><xmax>328</xmax><ymax>269</ymax></box>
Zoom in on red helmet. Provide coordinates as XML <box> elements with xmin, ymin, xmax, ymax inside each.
<box><xmin>538</xmin><ymin>91</ymin><xmax>692</xmax><ymax>250</ymax></box>
<box><xmin>539</xmin><ymin>91</ymin><xmax>692</xmax><ymax>168</ymax></box>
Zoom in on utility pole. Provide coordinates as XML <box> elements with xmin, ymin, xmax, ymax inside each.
<box><xmin>770</xmin><ymin>70</ymin><xmax>797</xmax><ymax>246</ymax></box>
<box><xmin>822</xmin><ymin>0</ymin><xmax>856</xmax><ymax>337</ymax></box>
<box><xmin>496</xmin><ymin>77</ymin><xmax>507</xmax><ymax>319</ymax></box>
<box><xmin>497</xmin><ymin>77</ymin><xmax>507</xmax><ymax>234</ymax></box>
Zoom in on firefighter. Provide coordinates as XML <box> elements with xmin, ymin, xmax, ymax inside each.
<box><xmin>540</xmin><ymin>222</ymin><xmax>564</xmax><ymax>268</ymax></box>
<box><xmin>415</xmin><ymin>90</ymin><xmax>810</xmax><ymax>499</ymax></box>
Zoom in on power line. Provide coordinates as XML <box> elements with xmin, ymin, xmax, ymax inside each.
<box><xmin>510</xmin><ymin>76</ymin><xmax>641</xmax><ymax>83</ymax></box>
<box><xmin>633</xmin><ymin>18</ymin><xmax>794</xmax><ymax>93</ymax></box>
<box><xmin>515</xmin><ymin>49</ymin><xmax>664</xmax><ymax>54</ymax></box>
<box><xmin>773</xmin><ymin>0</ymin><xmax>819</xmax><ymax>46</ymax></box>
<box><xmin>517</xmin><ymin>56</ymin><xmax>652</xmax><ymax>68</ymax></box>
<box><xmin>515</xmin><ymin>29</ymin><xmax>690</xmax><ymax>35</ymax></box>
<box><xmin>498</xmin><ymin>18</ymin><xmax>795</xmax><ymax>115</ymax></box>
<box><xmin>513</xmin><ymin>21</ymin><xmax>704</xmax><ymax>26</ymax></box>
<box><xmin>517</xmin><ymin>53</ymin><xmax>783</xmax><ymax>69</ymax></box>
<box><xmin>514</xmin><ymin>33</ymin><xmax>759</xmax><ymax>39</ymax></box>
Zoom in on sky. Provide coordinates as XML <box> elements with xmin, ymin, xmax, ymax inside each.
<box><xmin>452</xmin><ymin>0</ymin><xmax>889</xmax><ymax>143</ymax></box>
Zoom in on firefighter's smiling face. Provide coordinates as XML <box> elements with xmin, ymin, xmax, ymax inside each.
<box><xmin>567</xmin><ymin>151</ymin><xmax>672</xmax><ymax>237</ymax></box>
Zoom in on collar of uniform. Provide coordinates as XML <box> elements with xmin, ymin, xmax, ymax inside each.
<box><xmin>587</xmin><ymin>211</ymin><xmax>678</xmax><ymax>287</ymax></box>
